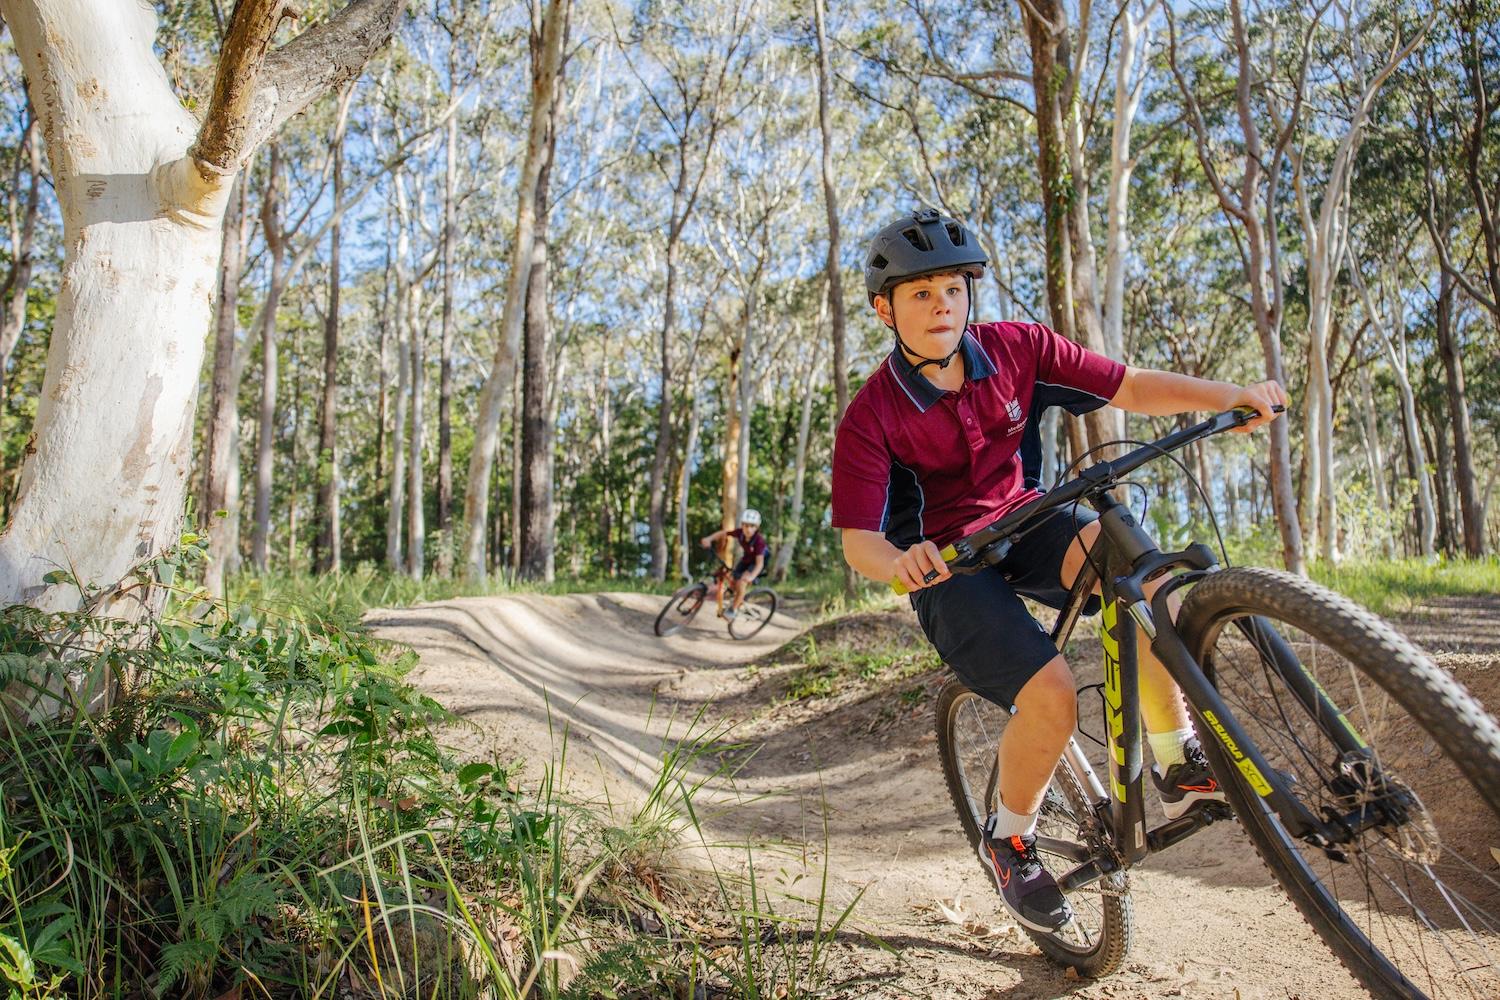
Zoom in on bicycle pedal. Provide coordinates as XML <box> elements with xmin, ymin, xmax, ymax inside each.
<box><xmin>1201</xmin><ymin>801</ymin><xmax>1233</xmax><ymax>822</ymax></box>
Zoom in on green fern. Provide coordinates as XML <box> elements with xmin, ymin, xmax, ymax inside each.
<box><xmin>155</xmin><ymin>937</ymin><xmax>215</xmax><ymax>996</ymax></box>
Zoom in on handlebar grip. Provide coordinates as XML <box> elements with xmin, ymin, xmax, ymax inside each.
<box><xmin>1233</xmin><ymin>403</ymin><xmax>1287</xmax><ymax>423</ymax></box>
<box><xmin>889</xmin><ymin>544</ymin><xmax>960</xmax><ymax>595</ymax></box>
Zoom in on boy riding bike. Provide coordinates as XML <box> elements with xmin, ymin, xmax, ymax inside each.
<box><xmin>700</xmin><ymin>509</ymin><xmax>767</xmax><ymax>621</ymax></box>
<box><xmin>832</xmin><ymin>208</ymin><xmax>1287</xmax><ymax>933</ymax></box>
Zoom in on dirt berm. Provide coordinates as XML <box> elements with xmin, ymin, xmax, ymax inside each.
<box><xmin>367</xmin><ymin>590</ymin><xmax>1500</xmax><ymax>999</ymax></box>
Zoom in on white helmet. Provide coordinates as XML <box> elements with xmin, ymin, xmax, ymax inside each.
<box><xmin>739</xmin><ymin>508</ymin><xmax>761</xmax><ymax>527</ymax></box>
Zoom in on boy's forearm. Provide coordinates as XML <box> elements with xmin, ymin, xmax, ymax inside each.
<box><xmin>1113</xmin><ymin>367</ymin><xmax>1240</xmax><ymax>417</ymax></box>
<box><xmin>841</xmin><ymin>529</ymin><xmax>899</xmax><ymax>583</ymax></box>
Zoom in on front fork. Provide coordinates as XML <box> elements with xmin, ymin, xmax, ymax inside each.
<box><xmin>1091</xmin><ymin>494</ymin><xmax>1344</xmax><ymax>862</ymax></box>
<box><xmin>1093</xmin><ymin>495</ymin><xmax>1372</xmax><ymax>854</ymax></box>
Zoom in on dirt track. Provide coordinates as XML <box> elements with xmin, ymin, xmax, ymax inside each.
<box><xmin>365</xmin><ymin>590</ymin><xmax>1500</xmax><ymax>1000</ymax></box>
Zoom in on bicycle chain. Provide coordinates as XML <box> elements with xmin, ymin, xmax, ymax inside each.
<box><xmin>1076</xmin><ymin>873</ymin><xmax>1131</xmax><ymax>898</ymax></box>
<box><xmin>1044</xmin><ymin>764</ymin><xmax>1133</xmax><ymax>900</ymax></box>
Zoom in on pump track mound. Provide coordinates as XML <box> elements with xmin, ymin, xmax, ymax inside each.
<box><xmin>365</xmin><ymin>589</ymin><xmax>1500</xmax><ymax>1000</ymax></box>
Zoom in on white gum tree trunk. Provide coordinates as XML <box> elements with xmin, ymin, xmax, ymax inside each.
<box><xmin>406</xmin><ymin>282</ymin><xmax>426</xmax><ymax>579</ymax></box>
<box><xmin>1350</xmin><ymin>247</ymin><xmax>1437</xmax><ymax>559</ymax></box>
<box><xmin>0</xmin><ymin>0</ymin><xmax>406</xmax><ymax>619</ymax></box>
<box><xmin>1294</xmin><ymin>15</ymin><xmax>1429</xmax><ymax>564</ymax></box>
<box><xmin>461</xmin><ymin>0</ymin><xmax>568</xmax><ymax>582</ymax></box>
<box><xmin>386</xmin><ymin>222</ymin><xmax>410</xmax><ymax>573</ymax></box>
<box><xmin>251</xmin><ymin>145</ymin><xmax>287</xmax><ymax>573</ymax></box>
<box><xmin>1102</xmin><ymin>0</ymin><xmax>1159</xmax><ymax>363</ymax></box>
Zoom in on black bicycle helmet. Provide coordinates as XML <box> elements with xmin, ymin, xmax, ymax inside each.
<box><xmin>864</xmin><ymin>207</ymin><xmax>988</xmax><ymax>305</ymax></box>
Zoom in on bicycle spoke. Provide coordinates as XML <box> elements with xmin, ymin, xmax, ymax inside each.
<box><xmin>946</xmin><ymin>689</ymin><xmax>1117</xmax><ymax>950</ymax></box>
<box><xmin>1199</xmin><ymin>603</ymin><xmax>1500</xmax><ymax>998</ymax></box>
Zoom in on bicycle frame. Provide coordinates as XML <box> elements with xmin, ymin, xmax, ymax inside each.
<box><xmin>953</xmin><ymin>409</ymin><xmax>1371</xmax><ymax>884</ymax></box>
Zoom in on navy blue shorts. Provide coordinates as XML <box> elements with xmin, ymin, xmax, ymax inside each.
<box><xmin>910</xmin><ymin>506</ymin><xmax>1100</xmax><ymax>709</ymax></box>
<box><xmin>731</xmin><ymin>553</ymin><xmax>766</xmax><ymax>580</ymax></box>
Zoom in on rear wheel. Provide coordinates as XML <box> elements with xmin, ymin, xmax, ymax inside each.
<box><xmin>728</xmin><ymin>587</ymin><xmax>777</xmax><ymax>640</ymax></box>
<box><xmin>934</xmin><ymin>677</ymin><xmax>1132</xmax><ymax>976</ymax></box>
<box><xmin>1178</xmin><ymin>567</ymin><xmax>1500</xmax><ymax>1000</ymax></box>
<box><xmin>654</xmin><ymin>583</ymin><xmax>707</xmax><ymax>637</ymax></box>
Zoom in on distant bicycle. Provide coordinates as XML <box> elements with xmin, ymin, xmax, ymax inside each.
<box><xmin>654</xmin><ymin>555</ymin><xmax>778</xmax><ymax>640</ymax></box>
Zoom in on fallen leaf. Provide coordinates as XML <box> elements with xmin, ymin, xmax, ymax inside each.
<box><xmin>1064</xmin><ymin>966</ymin><xmax>1080</xmax><ymax>980</ymax></box>
<box><xmin>1491</xmin><ymin>847</ymin><xmax>1500</xmax><ymax>867</ymax></box>
<box><xmin>935</xmin><ymin>896</ymin><xmax>968</xmax><ymax>927</ymax></box>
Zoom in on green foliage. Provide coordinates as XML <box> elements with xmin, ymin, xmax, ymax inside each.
<box><xmin>1311</xmin><ymin>557</ymin><xmax>1500</xmax><ymax>617</ymax></box>
<box><xmin>0</xmin><ymin>581</ymin><xmax>867</xmax><ymax>998</ymax></box>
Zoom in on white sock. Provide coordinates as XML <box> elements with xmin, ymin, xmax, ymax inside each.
<box><xmin>987</xmin><ymin>795</ymin><xmax>1038</xmax><ymax>839</ymax></box>
<box><xmin>1147</xmin><ymin>727</ymin><xmax>1195</xmax><ymax>769</ymax></box>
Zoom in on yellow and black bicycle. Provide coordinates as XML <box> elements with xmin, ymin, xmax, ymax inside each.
<box><xmin>927</xmin><ymin>407</ymin><xmax>1500</xmax><ymax>998</ymax></box>
<box><xmin>653</xmin><ymin>553</ymin><xmax>778</xmax><ymax>641</ymax></box>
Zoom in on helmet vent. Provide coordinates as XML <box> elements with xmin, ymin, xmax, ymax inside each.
<box><xmin>900</xmin><ymin>227</ymin><xmax>931</xmax><ymax>251</ymax></box>
<box><xmin>945</xmin><ymin>223</ymin><xmax>966</xmax><ymax>246</ymax></box>
<box><xmin>870</xmin><ymin>253</ymin><xmax>888</xmax><ymax>270</ymax></box>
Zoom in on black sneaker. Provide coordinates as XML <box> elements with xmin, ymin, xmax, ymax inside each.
<box><xmin>1152</xmin><ymin>739</ymin><xmax>1226</xmax><ymax>819</ymax></box>
<box><xmin>977</xmin><ymin>827</ymin><xmax>1073</xmax><ymax>932</ymax></box>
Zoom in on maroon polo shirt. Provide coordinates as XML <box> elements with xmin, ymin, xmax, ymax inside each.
<box><xmin>729</xmin><ymin>527</ymin><xmax>768</xmax><ymax>561</ymax></box>
<box><xmin>831</xmin><ymin>321</ymin><xmax>1125</xmax><ymax>548</ymax></box>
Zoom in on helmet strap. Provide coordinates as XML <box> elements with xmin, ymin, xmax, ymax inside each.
<box><xmin>889</xmin><ymin>274</ymin><xmax>975</xmax><ymax>379</ymax></box>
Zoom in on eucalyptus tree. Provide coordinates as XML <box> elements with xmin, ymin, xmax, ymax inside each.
<box><xmin>1166</xmin><ymin>0</ymin><xmax>1309</xmax><ymax>574</ymax></box>
<box><xmin>1407</xmin><ymin>10</ymin><xmax>1494</xmax><ymax>556</ymax></box>
<box><xmin>812</xmin><ymin>0</ymin><xmax>850</xmax><ymax>425</ymax></box>
<box><xmin>703</xmin><ymin>29</ymin><xmax>816</xmax><ymax>529</ymax></box>
<box><xmin>413</xmin><ymin>0</ymin><xmax>505</xmax><ymax>577</ymax></box>
<box><xmin>516</xmin><ymin>0</ymin><xmax>578</xmax><ymax>582</ymax></box>
<box><xmin>461</xmin><ymin>0</ymin><xmax>569</xmax><ymax>582</ymax></box>
<box><xmin>1287</xmin><ymin>2</ymin><xmax>1432</xmax><ymax>564</ymax></box>
<box><xmin>0</xmin><ymin>0</ymin><xmax>405</xmax><ymax>720</ymax></box>
<box><xmin>607</xmin><ymin>0</ymin><xmax>753</xmax><ymax>581</ymax></box>
<box><xmin>313</xmin><ymin>88</ymin><xmax>353</xmax><ymax>573</ymax></box>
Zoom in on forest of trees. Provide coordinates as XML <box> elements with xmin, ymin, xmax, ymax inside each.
<box><xmin>0</xmin><ymin>0</ymin><xmax>1495</xmax><ymax>604</ymax></box>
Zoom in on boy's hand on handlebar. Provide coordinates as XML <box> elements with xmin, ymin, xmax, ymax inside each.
<box><xmin>892</xmin><ymin>541</ymin><xmax>950</xmax><ymax>594</ymax></box>
<box><xmin>1229</xmin><ymin>380</ymin><xmax>1289</xmax><ymax>433</ymax></box>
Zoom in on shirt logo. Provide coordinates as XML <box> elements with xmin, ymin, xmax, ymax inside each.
<box><xmin>1006</xmin><ymin>398</ymin><xmax>1023</xmax><ymax>423</ymax></box>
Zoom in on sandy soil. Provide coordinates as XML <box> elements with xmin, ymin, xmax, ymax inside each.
<box><xmin>365</xmin><ymin>590</ymin><xmax>1500</xmax><ymax>1000</ymax></box>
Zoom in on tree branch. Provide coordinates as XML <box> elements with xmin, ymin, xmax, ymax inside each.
<box><xmin>192</xmin><ymin>0</ymin><xmax>297</xmax><ymax>175</ymax></box>
<box><xmin>247</xmin><ymin>0</ymin><xmax>409</xmax><ymax>159</ymax></box>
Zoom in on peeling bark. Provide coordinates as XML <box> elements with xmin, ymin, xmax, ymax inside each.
<box><xmin>0</xmin><ymin>0</ymin><xmax>404</xmax><ymax>620</ymax></box>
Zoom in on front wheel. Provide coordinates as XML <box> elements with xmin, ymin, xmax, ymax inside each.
<box><xmin>654</xmin><ymin>583</ymin><xmax>707</xmax><ymax>637</ymax></box>
<box><xmin>1178</xmin><ymin>567</ymin><xmax>1500</xmax><ymax>1000</ymax></box>
<box><xmin>934</xmin><ymin>677</ymin><xmax>1132</xmax><ymax>976</ymax></box>
<box><xmin>728</xmin><ymin>587</ymin><xmax>777</xmax><ymax>640</ymax></box>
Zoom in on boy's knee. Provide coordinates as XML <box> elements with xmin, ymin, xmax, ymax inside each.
<box><xmin>1060</xmin><ymin>519</ymin><xmax>1103</xmax><ymax>591</ymax></box>
<box><xmin>1015</xmin><ymin>658</ymin><xmax>1078</xmax><ymax>733</ymax></box>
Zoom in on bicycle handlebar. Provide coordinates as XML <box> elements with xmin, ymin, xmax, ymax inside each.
<box><xmin>889</xmin><ymin>404</ymin><xmax>1282</xmax><ymax>595</ymax></box>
